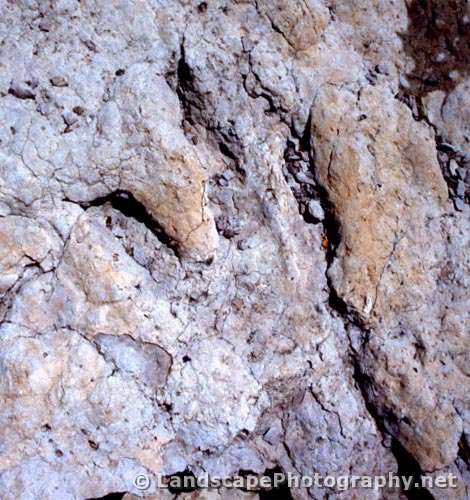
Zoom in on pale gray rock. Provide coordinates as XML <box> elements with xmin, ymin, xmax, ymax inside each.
<box><xmin>0</xmin><ymin>0</ymin><xmax>468</xmax><ymax>499</ymax></box>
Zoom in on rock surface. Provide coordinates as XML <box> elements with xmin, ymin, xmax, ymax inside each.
<box><xmin>0</xmin><ymin>0</ymin><xmax>468</xmax><ymax>499</ymax></box>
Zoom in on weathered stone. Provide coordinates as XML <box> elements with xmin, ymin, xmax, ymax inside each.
<box><xmin>311</xmin><ymin>83</ymin><xmax>448</xmax><ymax>320</ymax></box>
<box><xmin>257</xmin><ymin>0</ymin><xmax>329</xmax><ymax>51</ymax></box>
<box><xmin>0</xmin><ymin>0</ymin><xmax>468</xmax><ymax>498</ymax></box>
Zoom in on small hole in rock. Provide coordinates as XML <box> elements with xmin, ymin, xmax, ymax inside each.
<box><xmin>166</xmin><ymin>470</ymin><xmax>198</xmax><ymax>494</ymax></box>
<box><xmin>88</xmin><ymin>439</ymin><xmax>99</xmax><ymax>450</ymax></box>
<box><xmin>259</xmin><ymin>466</ymin><xmax>293</xmax><ymax>499</ymax></box>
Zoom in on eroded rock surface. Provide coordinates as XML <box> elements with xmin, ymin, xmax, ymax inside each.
<box><xmin>0</xmin><ymin>0</ymin><xmax>468</xmax><ymax>499</ymax></box>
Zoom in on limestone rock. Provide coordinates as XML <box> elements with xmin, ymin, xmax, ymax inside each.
<box><xmin>256</xmin><ymin>0</ymin><xmax>329</xmax><ymax>51</ymax></box>
<box><xmin>310</xmin><ymin>82</ymin><xmax>448</xmax><ymax>321</ymax></box>
<box><xmin>0</xmin><ymin>0</ymin><xmax>468</xmax><ymax>499</ymax></box>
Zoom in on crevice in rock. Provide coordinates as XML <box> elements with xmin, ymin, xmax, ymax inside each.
<box><xmin>258</xmin><ymin>466</ymin><xmax>293</xmax><ymax>500</ymax></box>
<box><xmin>282</xmin><ymin>137</ymin><xmax>319</xmax><ymax>224</ymax></box>
<box><xmin>396</xmin><ymin>26</ymin><xmax>470</xmax><ymax>211</ymax></box>
<box><xmin>166</xmin><ymin>40</ymin><xmax>210</xmax><ymax>144</ymax></box>
<box><xmin>313</xmin><ymin>185</ymin><xmax>342</xmax><ymax>266</ymax></box>
<box><xmin>64</xmin><ymin>190</ymin><xmax>179</xmax><ymax>254</ymax></box>
<box><xmin>435</xmin><ymin>142</ymin><xmax>469</xmax><ymax>212</ymax></box>
<box><xmin>405</xmin><ymin>95</ymin><xmax>468</xmax><ymax>212</ymax></box>
<box><xmin>458</xmin><ymin>433</ymin><xmax>470</xmax><ymax>465</ymax></box>
<box><xmin>351</xmin><ymin>356</ymin><xmax>435</xmax><ymax>499</ymax></box>
<box><xmin>0</xmin><ymin>261</ymin><xmax>45</xmax><ymax>326</ymax></box>
<box><xmin>236</xmin><ymin>468</ymin><xmax>294</xmax><ymax>498</ymax></box>
<box><xmin>242</xmin><ymin>66</ymin><xmax>279</xmax><ymax>116</ymax></box>
<box><xmin>175</xmin><ymin>42</ymin><xmax>195</xmax><ymax>128</ymax></box>
<box><xmin>282</xmin><ymin>117</ymin><xmax>361</xmax><ymax>324</ymax></box>
<box><xmin>292</xmin><ymin>112</ymin><xmax>438</xmax><ymax>498</ymax></box>
<box><xmin>396</xmin><ymin>0</ymin><xmax>470</xmax><ymax>211</ymax></box>
<box><xmin>396</xmin><ymin>79</ymin><xmax>468</xmax><ymax>212</ymax></box>
<box><xmin>165</xmin><ymin>469</ymin><xmax>198</xmax><ymax>494</ymax></box>
<box><xmin>86</xmin><ymin>493</ymin><xmax>126</xmax><ymax>500</ymax></box>
<box><xmin>391</xmin><ymin>440</ymin><xmax>435</xmax><ymax>500</ymax></box>
<box><xmin>166</xmin><ymin>41</ymin><xmax>245</xmax><ymax>174</ymax></box>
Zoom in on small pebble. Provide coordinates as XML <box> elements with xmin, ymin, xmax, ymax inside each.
<box><xmin>36</xmin><ymin>102</ymin><xmax>51</xmax><ymax>116</ymax></box>
<box><xmin>308</xmin><ymin>199</ymin><xmax>325</xmax><ymax>221</ymax></box>
<box><xmin>73</xmin><ymin>106</ymin><xmax>85</xmax><ymax>115</ymax></box>
<box><xmin>433</xmin><ymin>51</ymin><xmax>448</xmax><ymax>63</ymax></box>
<box><xmin>295</xmin><ymin>170</ymin><xmax>316</xmax><ymax>185</ymax></box>
<box><xmin>449</xmin><ymin>159</ymin><xmax>459</xmax><ymax>176</ymax></box>
<box><xmin>50</xmin><ymin>76</ymin><xmax>68</xmax><ymax>87</ymax></box>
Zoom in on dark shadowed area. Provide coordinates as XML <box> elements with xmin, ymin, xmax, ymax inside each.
<box><xmin>401</xmin><ymin>0</ymin><xmax>470</xmax><ymax>96</ymax></box>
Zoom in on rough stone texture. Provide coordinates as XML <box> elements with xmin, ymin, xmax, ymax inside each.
<box><xmin>0</xmin><ymin>0</ymin><xmax>468</xmax><ymax>499</ymax></box>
